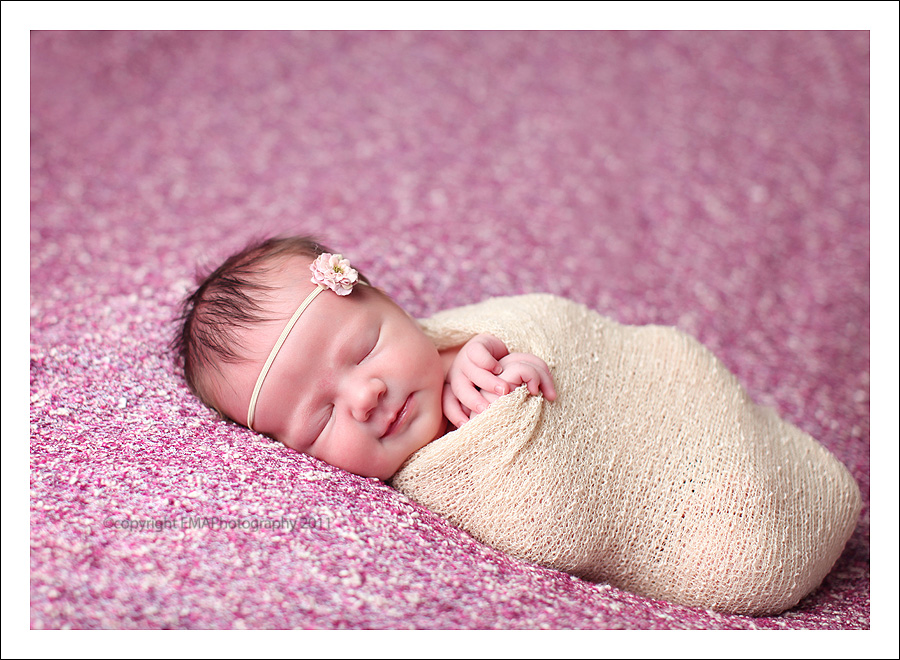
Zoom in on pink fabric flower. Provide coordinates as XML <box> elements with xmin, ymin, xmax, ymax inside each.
<box><xmin>310</xmin><ymin>253</ymin><xmax>359</xmax><ymax>296</ymax></box>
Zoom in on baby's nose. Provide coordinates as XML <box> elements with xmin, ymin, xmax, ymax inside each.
<box><xmin>349</xmin><ymin>377</ymin><xmax>386</xmax><ymax>422</ymax></box>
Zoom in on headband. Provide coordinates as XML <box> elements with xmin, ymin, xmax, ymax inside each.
<box><xmin>246</xmin><ymin>253</ymin><xmax>362</xmax><ymax>431</ymax></box>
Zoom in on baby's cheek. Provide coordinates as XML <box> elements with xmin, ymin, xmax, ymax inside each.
<box><xmin>279</xmin><ymin>435</ymin><xmax>310</xmax><ymax>457</ymax></box>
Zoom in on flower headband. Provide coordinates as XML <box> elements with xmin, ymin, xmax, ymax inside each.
<box><xmin>246</xmin><ymin>253</ymin><xmax>362</xmax><ymax>431</ymax></box>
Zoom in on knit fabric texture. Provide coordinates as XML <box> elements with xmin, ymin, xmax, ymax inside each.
<box><xmin>392</xmin><ymin>295</ymin><xmax>861</xmax><ymax>616</ymax></box>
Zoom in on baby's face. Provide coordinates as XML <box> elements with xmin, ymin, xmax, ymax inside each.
<box><xmin>209</xmin><ymin>262</ymin><xmax>447</xmax><ymax>479</ymax></box>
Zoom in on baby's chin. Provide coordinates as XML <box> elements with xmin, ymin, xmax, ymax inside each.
<box><xmin>355</xmin><ymin>454</ymin><xmax>406</xmax><ymax>481</ymax></box>
<box><xmin>377</xmin><ymin>420</ymin><xmax>449</xmax><ymax>480</ymax></box>
<box><xmin>370</xmin><ymin>448</ymin><xmax>421</xmax><ymax>481</ymax></box>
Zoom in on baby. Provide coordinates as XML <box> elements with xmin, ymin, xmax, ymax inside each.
<box><xmin>175</xmin><ymin>234</ymin><xmax>860</xmax><ymax>616</ymax></box>
<box><xmin>175</xmin><ymin>235</ymin><xmax>556</xmax><ymax>479</ymax></box>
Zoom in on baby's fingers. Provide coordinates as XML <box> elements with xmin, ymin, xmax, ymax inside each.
<box><xmin>461</xmin><ymin>366</ymin><xmax>512</xmax><ymax>398</ymax></box>
<box><xmin>531</xmin><ymin>360</ymin><xmax>557</xmax><ymax>401</ymax></box>
<box><xmin>464</xmin><ymin>334</ymin><xmax>509</xmax><ymax>375</ymax></box>
<box><xmin>518</xmin><ymin>365</ymin><xmax>544</xmax><ymax>397</ymax></box>
<box><xmin>448</xmin><ymin>371</ymin><xmax>497</xmax><ymax>417</ymax></box>
<box><xmin>459</xmin><ymin>351</ymin><xmax>512</xmax><ymax>399</ymax></box>
<box><xmin>506</xmin><ymin>353</ymin><xmax>556</xmax><ymax>401</ymax></box>
<box><xmin>500</xmin><ymin>358</ymin><xmax>557</xmax><ymax>401</ymax></box>
<box><xmin>442</xmin><ymin>383</ymin><xmax>473</xmax><ymax>428</ymax></box>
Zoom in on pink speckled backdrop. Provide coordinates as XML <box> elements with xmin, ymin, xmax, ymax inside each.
<box><xmin>30</xmin><ymin>31</ymin><xmax>868</xmax><ymax>629</ymax></box>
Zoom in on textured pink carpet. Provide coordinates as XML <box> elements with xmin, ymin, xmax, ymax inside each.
<box><xmin>30</xmin><ymin>31</ymin><xmax>869</xmax><ymax>629</ymax></box>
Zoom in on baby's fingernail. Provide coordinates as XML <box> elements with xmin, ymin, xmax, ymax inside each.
<box><xmin>477</xmin><ymin>403</ymin><xmax>487</xmax><ymax>413</ymax></box>
<box><xmin>495</xmin><ymin>385</ymin><xmax>506</xmax><ymax>395</ymax></box>
<box><xmin>493</xmin><ymin>366</ymin><xmax>502</xmax><ymax>374</ymax></box>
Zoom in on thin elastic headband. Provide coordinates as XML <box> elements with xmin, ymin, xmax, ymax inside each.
<box><xmin>246</xmin><ymin>253</ymin><xmax>362</xmax><ymax>431</ymax></box>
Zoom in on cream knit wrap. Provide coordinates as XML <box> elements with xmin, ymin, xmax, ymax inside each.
<box><xmin>391</xmin><ymin>294</ymin><xmax>860</xmax><ymax>616</ymax></box>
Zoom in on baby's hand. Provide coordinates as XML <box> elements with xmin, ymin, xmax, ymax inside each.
<box><xmin>443</xmin><ymin>334</ymin><xmax>512</xmax><ymax>428</ymax></box>
<box><xmin>443</xmin><ymin>333</ymin><xmax>556</xmax><ymax>428</ymax></box>
<box><xmin>481</xmin><ymin>352</ymin><xmax>557</xmax><ymax>407</ymax></box>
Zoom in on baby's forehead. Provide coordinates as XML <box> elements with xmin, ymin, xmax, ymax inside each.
<box><xmin>246</xmin><ymin>265</ymin><xmax>384</xmax><ymax>347</ymax></box>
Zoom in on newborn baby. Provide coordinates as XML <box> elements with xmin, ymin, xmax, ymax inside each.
<box><xmin>176</xmin><ymin>235</ymin><xmax>861</xmax><ymax>616</ymax></box>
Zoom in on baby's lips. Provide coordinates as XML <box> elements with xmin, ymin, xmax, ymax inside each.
<box><xmin>379</xmin><ymin>394</ymin><xmax>409</xmax><ymax>439</ymax></box>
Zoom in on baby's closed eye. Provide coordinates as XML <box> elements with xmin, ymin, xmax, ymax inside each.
<box><xmin>356</xmin><ymin>330</ymin><xmax>381</xmax><ymax>365</ymax></box>
<box><xmin>302</xmin><ymin>404</ymin><xmax>333</xmax><ymax>449</ymax></box>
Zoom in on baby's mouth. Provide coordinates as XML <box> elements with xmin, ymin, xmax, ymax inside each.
<box><xmin>381</xmin><ymin>394</ymin><xmax>413</xmax><ymax>439</ymax></box>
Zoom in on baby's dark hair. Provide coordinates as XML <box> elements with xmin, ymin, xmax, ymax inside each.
<box><xmin>172</xmin><ymin>235</ymin><xmax>370</xmax><ymax>406</ymax></box>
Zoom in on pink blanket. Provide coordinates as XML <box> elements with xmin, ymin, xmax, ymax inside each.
<box><xmin>30</xmin><ymin>30</ymin><xmax>869</xmax><ymax>629</ymax></box>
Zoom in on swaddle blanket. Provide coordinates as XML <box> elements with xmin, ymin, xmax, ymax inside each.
<box><xmin>391</xmin><ymin>294</ymin><xmax>860</xmax><ymax>616</ymax></box>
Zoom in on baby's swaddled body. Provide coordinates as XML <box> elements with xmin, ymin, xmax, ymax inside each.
<box><xmin>391</xmin><ymin>294</ymin><xmax>860</xmax><ymax>615</ymax></box>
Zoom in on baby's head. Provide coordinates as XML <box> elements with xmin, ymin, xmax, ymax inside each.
<box><xmin>175</xmin><ymin>236</ymin><xmax>447</xmax><ymax>479</ymax></box>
